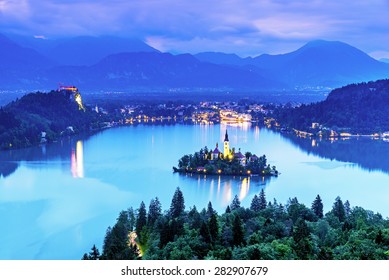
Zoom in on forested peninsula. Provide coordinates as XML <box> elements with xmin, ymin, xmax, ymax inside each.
<box><xmin>275</xmin><ymin>79</ymin><xmax>389</xmax><ymax>135</ymax></box>
<box><xmin>0</xmin><ymin>89</ymin><xmax>107</xmax><ymax>149</ymax></box>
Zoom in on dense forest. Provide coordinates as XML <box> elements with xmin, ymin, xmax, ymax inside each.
<box><xmin>0</xmin><ymin>90</ymin><xmax>107</xmax><ymax>149</ymax></box>
<box><xmin>83</xmin><ymin>187</ymin><xmax>389</xmax><ymax>260</ymax></box>
<box><xmin>276</xmin><ymin>79</ymin><xmax>389</xmax><ymax>134</ymax></box>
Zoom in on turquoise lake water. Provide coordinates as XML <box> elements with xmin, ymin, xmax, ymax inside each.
<box><xmin>1</xmin><ymin>123</ymin><xmax>388</xmax><ymax>259</ymax></box>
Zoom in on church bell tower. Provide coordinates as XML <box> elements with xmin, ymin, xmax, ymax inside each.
<box><xmin>224</xmin><ymin>130</ymin><xmax>230</xmax><ymax>158</ymax></box>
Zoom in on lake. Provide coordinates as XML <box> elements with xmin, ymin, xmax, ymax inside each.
<box><xmin>1</xmin><ymin>123</ymin><xmax>389</xmax><ymax>259</ymax></box>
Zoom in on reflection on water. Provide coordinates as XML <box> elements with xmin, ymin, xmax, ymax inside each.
<box><xmin>71</xmin><ymin>141</ymin><xmax>84</xmax><ymax>178</ymax></box>
<box><xmin>0</xmin><ymin>161</ymin><xmax>18</xmax><ymax>178</ymax></box>
<box><xmin>282</xmin><ymin>133</ymin><xmax>389</xmax><ymax>174</ymax></box>
<box><xmin>180</xmin><ymin>173</ymin><xmax>272</xmax><ymax>209</ymax></box>
<box><xmin>254</xmin><ymin>125</ymin><xmax>260</xmax><ymax>141</ymax></box>
<box><xmin>220</xmin><ymin>121</ymin><xmax>251</xmax><ymax>131</ymax></box>
<box><xmin>239</xmin><ymin>177</ymin><xmax>250</xmax><ymax>201</ymax></box>
<box><xmin>0</xmin><ymin>134</ymin><xmax>94</xmax><ymax>178</ymax></box>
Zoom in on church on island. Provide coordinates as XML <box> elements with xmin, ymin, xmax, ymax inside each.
<box><xmin>208</xmin><ymin>130</ymin><xmax>258</xmax><ymax>166</ymax></box>
<box><xmin>173</xmin><ymin>129</ymin><xmax>278</xmax><ymax>176</ymax></box>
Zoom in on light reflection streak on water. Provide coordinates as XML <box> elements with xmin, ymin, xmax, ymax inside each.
<box><xmin>71</xmin><ymin>140</ymin><xmax>84</xmax><ymax>178</ymax></box>
<box><xmin>239</xmin><ymin>177</ymin><xmax>250</xmax><ymax>201</ymax></box>
<box><xmin>222</xmin><ymin>179</ymin><xmax>232</xmax><ymax>207</ymax></box>
<box><xmin>254</xmin><ymin>125</ymin><xmax>260</xmax><ymax>141</ymax></box>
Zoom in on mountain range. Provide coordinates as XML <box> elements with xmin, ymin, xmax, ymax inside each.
<box><xmin>1</xmin><ymin>33</ymin><xmax>389</xmax><ymax>92</ymax></box>
<box><xmin>195</xmin><ymin>40</ymin><xmax>389</xmax><ymax>88</ymax></box>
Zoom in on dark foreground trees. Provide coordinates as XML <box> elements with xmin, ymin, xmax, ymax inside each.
<box><xmin>83</xmin><ymin>188</ymin><xmax>389</xmax><ymax>260</ymax></box>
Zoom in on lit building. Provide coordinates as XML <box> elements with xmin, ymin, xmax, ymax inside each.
<box><xmin>312</xmin><ymin>122</ymin><xmax>320</xmax><ymax>129</ymax></box>
<box><xmin>207</xmin><ymin>130</ymin><xmax>253</xmax><ymax>166</ymax></box>
<box><xmin>210</xmin><ymin>143</ymin><xmax>221</xmax><ymax>160</ymax></box>
<box><xmin>224</xmin><ymin>130</ymin><xmax>230</xmax><ymax>158</ymax></box>
<box><xmin>234</xmin><ymin>148</ymin><xmax>246</xmax><ymax>166</ymax></box>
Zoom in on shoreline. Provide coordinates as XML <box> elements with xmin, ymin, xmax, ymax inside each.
<box><xmin>4</xmin><ymin>118</ymin><xmax>389</xmax><ymax>152</ymax></box>
<box><xmin>172</xmin><ymin>167</ymin><xmax>278</xmax><ymax>177</ymax></box>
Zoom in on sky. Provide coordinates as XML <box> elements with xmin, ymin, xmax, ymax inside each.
<box><xmin>1</xmin><ymin>0</ymin><xmax>389</xmax><ymax>59</ymax></box>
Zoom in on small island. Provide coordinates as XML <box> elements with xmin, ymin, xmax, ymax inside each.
<box><xmin>173</xmin><ymin>130</ymin><xmax>278</xmax><ymax>176</ymax></box>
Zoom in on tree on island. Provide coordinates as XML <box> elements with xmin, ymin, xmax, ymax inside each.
<box><xmin>174</xmin><ymin>146</ymin><xmax>278</xmax><ymax>176</ymax></box>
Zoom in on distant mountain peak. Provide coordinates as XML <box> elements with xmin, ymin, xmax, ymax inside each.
<box><xmin>45</xmin><ymin>35</ymin><xmax>159</xmax><ymax>66</ymax></box>
<box><xmin>296</xmin><ymin>39</ymin><xmax>360</xmax><ymax>53</ymax></box>
<box><xmin>304</xmin><ymin>39</ymin><xmax>343</xmax><ymax>46</ymax></box>
<box><xmin>0</xmin><ymin>33</ymin><xmax>55</xmax><ymax>71</ymax></box>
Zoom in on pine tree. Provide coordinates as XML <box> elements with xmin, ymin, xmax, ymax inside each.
<box><xmin>311</xmin><ymin>195</ymin><xmax>324</xmax><ymax>219</ymax></box>
<box><xmin>169</xmin><ymin>187</ymin><xmax>185</xmax><ymax>219</ymax></box>
<box><xmin>117</xmin><ymin>210</ymin><xmax>130</xmax><ymax>228</ymax></box>
<box><xmin>127</xmin><ymin>207</ymin><xmax>136</xmax><ymax>231</ymax></box>
<box><xmin>259</xmin><ymin>189</ymin><xmax>267</xmax><ymax>210</ymax></box>
<box><xmin>206</xmin><ymin>201</ymin><xmax>216</xmax><ymax>218</ymax></box>
<box><xmin>101</xmin><ymin>215</ymin><xmax>137</xmax><ymax>260</ymax></box>
<box><xmin>88</xmin><ymin>244</ymin><xmax>100</xmax><ymax>260</ymax></box>
<box><xmin>148</xmin><ymin>197</ymin><xmax>162</xmax><ymax>226</ymax></box>
<box><xmin>136</xmin><ymin>201</ymin><xmax>147</xmax><ymax>234</ymax></box>
<box><xmin>332</xmin><ymin>196</ymin><xmax>346</xmax><ymax>222</ymax></box>
<box><xmin>101</xmin><ymin>226</ymin><xmax>113</xmax><ymax>259</ymax></box>
<box><xmin>200</xmin><ymin>221</ymin><xmax>211</xmax><ymax>243</ymax></box>
<box><xmin>188</xmin><ymin>206</ymin><xmax>202</xmax><ymax>229</ymax></box>
<box><xmin>292</xmin><ymin>218</ymin><xmax>312</xmax><ymax>259</ymax></box>
<box><xmin>293</xmin><ymin>219</ymin><xmax>310</xmax><ymax>242</ymax></box>
<box><xmin>230</xmin><ymin>195</ymin><xmax>241</xmax><ymax>211</ymax></box>
<box><xmin>248</xmin><ymin>246</ymin><xmax>261</xmax><ymax>260</ymax></box>
<box><xmin>159</xmin><ymin>217</ymin><xmax>173</xmax><ymax>247</ymax></box>
<box><xmin>232</xmin><ymin>215</ymin><xmax>245</xmax><ymax>246</ymax></box>
<box><xmin>250</xmin><ymin>195</ymin><xmax>261</xmax><ymax>212</ymax></box>
<box><xmin>225</xmin><ymin>205</ymin><xmax>231</xmax><ymax>213</ymax></box>
<box><xmin>208</xmin><ymin>213</ymin><xmax>219</xmax><ymax>244</ymax></box>
<box><xmin>375</xmin><ymin>229</ymin><xmax>384</xmax><ymax>244</ymax></box>
<box><xmin>344</xmin><ymin>200</ymin><xmax>351</xmax><ymax>217</ymax></box>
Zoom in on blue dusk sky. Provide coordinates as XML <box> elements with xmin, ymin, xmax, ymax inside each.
<box><xmin>1</xmin><ymin>0</ymin><xmax>389</xmax><ymax>59</ymax></box>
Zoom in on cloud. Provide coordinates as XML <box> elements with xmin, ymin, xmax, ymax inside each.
<box><xmin>1</xmin><ymin>0</ymin><xmax>389</xmax><ymax>56</ymax></box>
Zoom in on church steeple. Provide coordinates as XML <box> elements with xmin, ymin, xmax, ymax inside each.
<box><xmin>224</xmin><ymin>130</ymin><xmax>229</xmax><ymax>142</ymax></box>
<box><xmin>223</xmin><ymin>129</ymin><xmax>230</xmax><ymax>158</ymax></box>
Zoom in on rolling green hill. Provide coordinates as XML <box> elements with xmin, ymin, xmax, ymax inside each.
<box><xmin>0</xmin><ymin>90</ymin><xmax>101</xmax><ymax>149</ymax></box>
